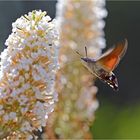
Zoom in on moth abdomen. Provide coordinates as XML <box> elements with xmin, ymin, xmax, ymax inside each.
<box><xmin>96</xmin><ymin>69</ymin><xmax>118</xmax><ymax>91</ymax></box>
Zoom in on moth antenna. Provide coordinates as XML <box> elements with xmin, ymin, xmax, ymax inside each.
<box><xmin>85</xmin><ymin>46</ymin><xmax>88</xmax><ymax>58</ymax></box>
<box><xmin>75</xmin><ymin>51</ymin><xmax>82</xmax><ymax>57</ymax></box>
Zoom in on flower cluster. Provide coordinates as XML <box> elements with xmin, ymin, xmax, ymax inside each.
<box><xmin>57</xmin><ymin>0</ymin><xmax>107</xmax><ymax>58</ymax></box>
<box><xmin>0</xmin><ymin>10</ymin><xmax>59</xmax><ymax>139</ymax></box>
<box><xmin>43</xmin><ymin>0</ymin><xmax>107</xmax><ymax>139</ymax></box>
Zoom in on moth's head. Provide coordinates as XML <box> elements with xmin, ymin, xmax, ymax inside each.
<box><xmin>81</xmin><ymin>57</ymin><xmax>89</xmax><ymax>62</ymax></box>
<box><xmin>81</xmin><ymin>57</ymin><xmax>91</xmax><ymax>66</ymax></box>
<box><xmin>79</xmin><ymin>58</ymin><xmax>89</xmax><ymax>70</ymax></box>
<box><xmin>76</xmin><ymin>46</ymin><xmax>90</xmax><ymax>65</ymax></box>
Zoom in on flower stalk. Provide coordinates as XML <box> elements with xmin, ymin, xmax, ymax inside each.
<box><xmin>43</xmin><ymin>0</ymin><xmax>107</xmax><ymax>139</ymax></box>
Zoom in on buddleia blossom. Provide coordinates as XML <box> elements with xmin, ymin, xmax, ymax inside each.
<box><xmin>43</xmin><ymin>0</ymin><xmax>107</xmax><ymax>139</ymax></box>
<box><xmin>0</xmin><ymin>10</ymin><xmax>59</xmax><ymax>139</ymax></box>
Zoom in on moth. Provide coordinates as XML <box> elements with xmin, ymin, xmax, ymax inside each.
<box><xmin>76</xmin><ymin>39</ymin><xmax>128</xmax><ymax>91</ymax></box>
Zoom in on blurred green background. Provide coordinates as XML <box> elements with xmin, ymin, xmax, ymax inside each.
<box><xmin>0</xmin><ymin>1</ymin><xmax>140</xmax><ymax>139</ymax></box>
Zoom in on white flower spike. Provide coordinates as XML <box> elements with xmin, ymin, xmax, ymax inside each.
<box><xmin>0</xmin><ymin>10</ymin><xmax>59</xmax><ymax>139</ymax></box>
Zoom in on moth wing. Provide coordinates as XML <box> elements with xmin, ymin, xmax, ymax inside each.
<box><xmin>96</xmin><ymin>39</ymin><xmax>128</xmax><ymax>72</ymax></box>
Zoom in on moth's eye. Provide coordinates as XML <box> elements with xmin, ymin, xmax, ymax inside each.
<box><xmin>81</xmin><ymin>58</ymin><xmax>88</xmax><ymax>62</ymax></box>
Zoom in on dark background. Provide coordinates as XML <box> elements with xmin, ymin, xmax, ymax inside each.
<box><xmin>98</xmin><ymin>1</ymin><xmax>139</xmax><ymax>105</ymax></box>
<box><xmin>0</xmin><ymin>1</ymin><xmax>140</xmax><ymax>139</ymax></box>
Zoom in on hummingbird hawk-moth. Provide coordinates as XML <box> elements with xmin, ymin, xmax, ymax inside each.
<box><xmin>76</xmin><ymin>39</ymin><xmax>128</xmax><ymax>91</ymax></box>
